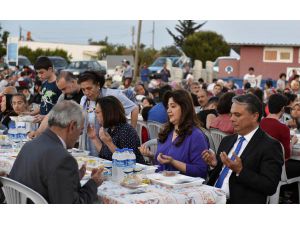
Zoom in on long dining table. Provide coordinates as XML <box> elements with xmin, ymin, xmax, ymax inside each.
<box><xmin>0</xmin><ymin>142</ymin><xmax>226</xmax><ymax>204</ymax></box>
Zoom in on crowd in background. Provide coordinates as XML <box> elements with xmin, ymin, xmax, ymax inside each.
<box><xmin>1</xmin><ymin>57</ymin><xmax>300</xmax><ymax>204</ymax></box>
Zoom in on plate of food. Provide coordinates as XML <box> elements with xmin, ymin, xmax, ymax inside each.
<box><xmin>161</xmin><ymin>170</ymin><xmax>180</xmax><ymax>177</ymax></box>
<box><xmin>120</xmin><ymin>174</ymin><xmax>147</xmax><ymax>189</ymax></box>
<box><xmin>69</xmin><ymin>148</ymin><xmax>89</xmax><ymax>157</ymax></box>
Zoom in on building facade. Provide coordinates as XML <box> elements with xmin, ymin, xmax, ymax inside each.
<box><xmin>217</xmin><ymin>43</ymin><xmax>300</xmax><ymax>80</ymax></box>
<box><xmin>19</xmin><ymin>40</ymin><xmax>104</xmax><ymax>61</ymax></box>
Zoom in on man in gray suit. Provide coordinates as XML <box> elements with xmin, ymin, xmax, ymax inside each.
<box><xmin>9</xmin><ymin>100</ymin><xmax>104</xmax><ymax>203</ymax></box>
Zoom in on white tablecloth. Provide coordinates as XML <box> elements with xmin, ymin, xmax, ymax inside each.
<box><xmin>0</xmin><ymin>149</ymin><xmax>226</xmax><ymax>204</ymax></box>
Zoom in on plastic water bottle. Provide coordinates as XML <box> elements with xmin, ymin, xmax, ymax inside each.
<box><xmin>127</xmin><ymin>148</ymin><xmax>136</xmax><ymax>169</ymax></box>
<box><xmin>112</xmin><ymin>148</ymin><xmax>127</xmax><ymax>183</ymax></box>
<box><xmin>112</xmin><ymin>148</ymin><xmax>120</xmax><ymax>182</ymax></box>
<box><xmin>16</xmin><ymin>122</ymin><xmax>27</xmax><ymax>142</ymax></box>
<box><xmin>122</xmin><ymin>148</ymin><xmax>130</xmax><ymax>167</ymax></box>
<box><xmin>8</xmin><ymin>121</ymin><xmax>18</xmax><ymax>142</ymax></box>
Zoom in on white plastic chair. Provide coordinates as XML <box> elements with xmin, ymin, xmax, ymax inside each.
<box><xmin>200</xmin><ymin>128</ymin><xmax>216</xmax><ymax>152</ymax></box>
<box><xmin>269</xmin><ymin>145</ymin><xmax>300</xmax><ymax>204</ymax></box>
<box><xmin>136</xmin><ymin>121</ymin><xmax>149</xmax><ymax>144</ymax></box>
<box><xmin>209</xmin><ymin>129</ymin><xmax>229</xmax><ymax>152</ymax></box>
<box><xmin>147</xmin><ymin>121</ymin><xmax>163</xmax><ymax>140</ymax></box>
<box><xmin>143</xmin><ymin>139</ymin><xmax>158</xmax><ymax>165</ymax></box>
<box><xmin>0</xmin><ymin>176</ymin><xmax>48</xmax><ymax>204</ymax></box>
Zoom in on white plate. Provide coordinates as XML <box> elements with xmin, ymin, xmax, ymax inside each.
<box><xmin>146</xmin><ymin>173</ymin><xmax>204</xmax><ymax>188</ymax></box>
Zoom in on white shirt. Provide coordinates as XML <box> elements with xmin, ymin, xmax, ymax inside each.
<box><xmin>218</xmin><ymin>127</ymin><xmax>259</xmax><ymax>198</ymax></box>
<box><xmin>276</xmin><ymin>79</ymin><xmax>286</xmax><ymax>90</ymax></box>
<box><xmin>244</xmin><ymin>74</ymin><xmax>256</xmax><ymax>87</ymax></box>
<box><xmin>0</xmin><ymin>79</ymin><xmax>8</xmax><ymax>92</ymax></box>
<box><xmin>56</xmin><ymin>134</ymin><xmax>67</xmax><ymax>149</ymax></box>
<box><xmin>207</xmin><ymin>83</ymin><xmax>215</xmax><ymax>92</ymax></box>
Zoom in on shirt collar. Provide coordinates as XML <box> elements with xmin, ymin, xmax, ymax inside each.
<box><xmin>238</xmin><ymin>126</ymin><xmax>259</xmax><ymax>143</ymax></box>
<box><xmin>56</xmin><ymin>134</ymin><xmax>67</xmax><ymax>149</ymax></box>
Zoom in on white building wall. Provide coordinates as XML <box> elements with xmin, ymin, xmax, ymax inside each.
<box><xmin>19</xmin><ymin>41</ymin><xmax>104</xmax><ymax>61</ymax></box>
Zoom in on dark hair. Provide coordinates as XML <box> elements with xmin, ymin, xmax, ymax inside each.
<box><xmin>253</xmin><ymin>88</ymin><xmax>264</xmax><ymax>102</ymax></box>
<box><xmin>159</xmin><ymin>89</ymin><xmax>201</xmax><ymax>146</ymax></box>
<box><xmin>212</xmin><ymin>78</ymin><xmax>218</xmax><ymax>83</ymax></box>
<box><xmin>201</xmin><ymin>83</ymin><xmax>208</xmax><ymax>90</ymax></box>
<box><xmin>198</xmin><ymin>78</ymin><xmax>204</xmax><ymax>83</ymax></box>
<box><xmin>78</xmin><ymin>71</ymin><xmax>105</xmax><ymax>88</ymax></box>
<box><xmin>142</xmin><ymin>97</ymin><xmax>156</xmax><ymax>106</ymax></box>
<box><xmin>244</xmin><ymin>82</ymin><xmax>251</xmax><ymax>90</ymax></box>
<box><xmin>20</xmin><ymin>71</ymin><xmax>27</xmax><ymax>77</ymax></box>
<box><xmin>141</xmin><ymin>106</ymin><xmax>152</xmax><ymax>121</ymax></box>
<box><xmin>232</xmin><ymin>94</ymin><xmax>263</xmax><ymax>122</ymax></box>
<box><xmin>191</xmin><ymin>93</ymin><xmax>200</xmax><ymax>107</ymax></box>
<box><xmin>34</xmin><ymin>80</ymin><xmax>42</xmax><ymax>86</ymax></box>
<box><xmin>3</xmin><ymin>94</ymin><xmax>14</xmax><ymax>112</ymax></box>
<box><xmin>34</xmin><ymin>56</ymin><xmax>53</xmax><ymax>70</ymax></box>
<box><xmin>249</xmin><ymin>67</ymin><xmax>254</xmax><ymax>71</ymax></box>
<box><xmin>17</xmin><ymin>85</ymin><xmax>30</xmax><ymax>92</ymax></box>
<box><xmin>217</xmin><ymin>92</ymin><xmax>236</xmax><ymax>114</ymax></box>
<box><xmin>96</xmin><ymin>96</ymin><xmax>127</xmax><ymax>128</ymax></box>
<box><xmin>265</xmin><ymin>79</ymin><xmax>273</xmax><ymax>88</ymax></box>
<box><xmin>57</xmin><ymin>71</ymin><xmax>77</xmax><ymax>82</ymax></box>
<box><xmin>268</xmin><ymin>94</ymin><xmax>288</xmax><ymax>114</ymax></box>
<box><xmin>279</xmin><ymin>73</ymin><xmax>287</xmax><ymax>79</ymax></box>
<box><xmin>207</xmin><ymin>96</ymin><xmax>219</xmax><ymax>107</ymax></box>
<box><xmin>12</xmin><ymin>93</ymin><xmax>27</xmax><ymax>104</ymax></box>
<box><xmin>284</xmin><ymin>92</ymin><xmax>297</xmax><ymax>105</ymax></box>
<box><xmin>159</xmin><ymin>85</ymin><xmax>172</xmax><ymax>104</ymax></box>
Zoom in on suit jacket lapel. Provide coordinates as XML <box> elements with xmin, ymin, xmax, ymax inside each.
<box><xmin>224</xmin><ymin>134</ymin><xmax>238</xmax><ymax>155</ymax></box>
<box><xmin>216</xmin><ymin>134</ymin><xmax>238</xmax><ymax>169</ymax></box>
<box><xmin>240</xmin><ymin>128</ymin><xmax>263</xmax><ymax>160</ymax></box>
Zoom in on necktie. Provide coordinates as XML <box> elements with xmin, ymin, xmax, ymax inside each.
<box><xmin>215</xmin><ymin>136</ymin><xmax>246</xmax><ymax>188</ymax></box>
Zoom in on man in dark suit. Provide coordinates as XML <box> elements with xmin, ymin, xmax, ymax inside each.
<box><xmin>202</xmin><ymin>94</ymin><xmax>283</xmax><ymax>203</ymax></box>
<box><xmin>9</xmin><ymin>100</ymin><xmax>104</xmax><ymax>203</ymax></box>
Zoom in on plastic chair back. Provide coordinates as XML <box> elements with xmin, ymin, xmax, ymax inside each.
<box><xmin>147</xmin><ymin>121</ymin><xmax>163</xmax><ymax>139</ymax></box>
<box><xmin>209</xmin><ymin>129</ymin><xmax>229</xmax><ymax>151</ymax></box>
<box><xmin>0</xmin><ymin>176</ymin><xmax>48</xmax><ymax>204</ymax></box>
<box><xmin>143</xmin><ymin>139</ymin><xmax>158</xmax><ymax>165</ymax></box>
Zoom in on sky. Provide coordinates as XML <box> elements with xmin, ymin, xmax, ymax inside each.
<box><xmin>2</xmin><ymin>20</ymin><xmax>300</xmax><ymax>50</ymax></box>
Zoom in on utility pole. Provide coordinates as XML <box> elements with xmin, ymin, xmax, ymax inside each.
<box><xmin>152</xmin><ymin>21</ymin><xmax>155</xmax><ymax>49</ymax></box>
<box><xmin>19</xmin><ymin>26</ymin><xmax>22</xmax><ymax>41</ymax></box>
<box><xmin>131</xmin><ymin>26</ymin><xmax>135</xmax><ymax>49</ymax></box>
<box><xmin>133</xmin><ymin>20</ymin><xmax>142</xmax><ymax>82</ymax></box>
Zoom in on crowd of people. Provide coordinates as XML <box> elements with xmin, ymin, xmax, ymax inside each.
<box><xmin>1</xmin><ymin>56</ymin><xmax>300</xmax><ymax>204</ymax></box>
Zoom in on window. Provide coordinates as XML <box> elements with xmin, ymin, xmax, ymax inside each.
<box><xmin>265</xmin><ymin>51</ymin><xmax>277</xmax><ymax>61</ymax></box>
<box><xmin>263</xmin><ymin>47</ymin><xmax>293</xmax><ymax>63</ymax></box>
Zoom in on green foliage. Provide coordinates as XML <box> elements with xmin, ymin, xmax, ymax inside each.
<box><xmin>138</xmin><ymin>48</ymin><xmax>158</xmax><ymax>66</ymax></box>
<box><xmin>19</xmin><ymin>46</ymin><xmax>72</xmax><ymax>64</ymax></box>
<box><xmin>98</xmin><ymin>44</ymin><xmax>131</xmax><ymax>59</ymax></box>
<box><xmin>159</xmin><ymin>45</ymin><xmax>181</xmax><ymax>57</ymax></box>
<box><xmin>0</xmin><ymin>24</ymin><xmax>10</xmax><ymax>58</ymax></box>
<box><xmin>166</xmin><ymin>20</ymin><xmax>206</xmax><ymax>48</ymax></box>
<box><xmin>182</xmin><ymin>31</ymin><xmax>230</xmax><ymax>67</ymax></box>
<box><xmin>88</xmin><ymin>36</ymin><xmax>109</xmax><ymax>46</ymax></box>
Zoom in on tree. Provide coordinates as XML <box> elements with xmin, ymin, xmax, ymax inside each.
<box><xmin>159</xmin><ymin>45</ymin><xmax>181</xmax><ymax>57</ymax></box>
<box><xmin>88</xmin><ymin>36</ymin><xmax>109</xmax><ymax>46</ymax></box>
<box><xmin>138</xmin><ymin>48</ymin><xmax>158</xmax><ymax>66</ymax></box>
<box><xmin>19</xmin><ymin>46</ymin><xmax>72</xmax><ymax>64</ymax></box>
<box><xmin>166</xmin><ymin>20</ymin><xmax>206</xmax><ymax>48</ymax></box>
<box><xmin>0</xmin><ymin>24</ymin><xmax>10</xmax><ymax>58</ymax></box>
<box><xmin>181</xmin><ymin>31</ymin><xmax>230</xmax><ymax>67</ymax></box>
